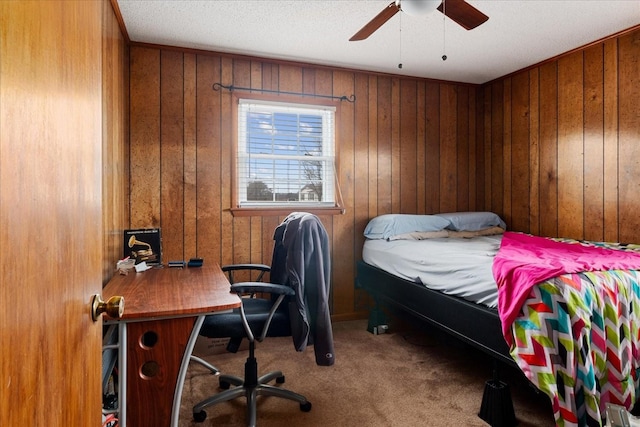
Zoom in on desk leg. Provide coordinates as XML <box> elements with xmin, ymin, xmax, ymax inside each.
<box><xmin>118</xmin><ymin>322</ymin><xmax>127</xmax><ymax>427</ymax></box>
<box><xmin>171</xmin><ymin>315</ymin><xmax>205</xmax><ymax>427</ymax></box>
<box><xmin>125</xmin><ymin>316</ymin><xmax>197</xmax><ymax>427</ymax></box>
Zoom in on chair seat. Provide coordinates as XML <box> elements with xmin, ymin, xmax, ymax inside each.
<box><xmin>199</xmin><ymin>298</ymin><xmax>291</xmax><ymax>340</ymax></box>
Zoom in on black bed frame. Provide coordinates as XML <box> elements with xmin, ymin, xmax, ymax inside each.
<box><xmin>356</xmin><ymin>260</ymin><xmax>520</xmax><ymax>426</ymax></box>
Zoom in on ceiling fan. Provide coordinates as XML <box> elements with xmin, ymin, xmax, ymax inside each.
<box><xmin>350</xmin><ymin>0</ymin><xmax>489</xmax><ymax>41</ymax></box>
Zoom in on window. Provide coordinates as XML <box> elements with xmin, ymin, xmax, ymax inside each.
<box><xmin>235</xmin><ymin>98</ymin><xmax>337</xmax><ymax>211</ymax></box>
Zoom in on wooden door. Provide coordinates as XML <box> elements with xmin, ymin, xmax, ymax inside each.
<box><xmin>0</xmin><ymin>1</ymin><xmax>104</xmax><ymax>426</ymax></box>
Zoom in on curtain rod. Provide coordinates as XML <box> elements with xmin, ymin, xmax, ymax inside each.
<box><xmin>212</xmin><ymin>83</ymin><xmax>356</xmax><ymax>103</ymax></box>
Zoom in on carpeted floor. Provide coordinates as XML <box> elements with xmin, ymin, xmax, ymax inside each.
<box><xmin>179</xmin><ymin>319</ymin><xmax>555</xmax><ymax>426</ymax></box>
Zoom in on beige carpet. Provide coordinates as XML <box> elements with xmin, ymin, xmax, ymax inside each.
<box><xmin>179</xmin><ymin>319</ymin><xmax>555</xmax><ymax>426</ymax></box>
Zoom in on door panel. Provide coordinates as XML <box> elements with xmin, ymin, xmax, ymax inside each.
<box><xmin>1</xmin><ymin>1</ymin><xmax>103</xmax><ymax>425</ymax></box>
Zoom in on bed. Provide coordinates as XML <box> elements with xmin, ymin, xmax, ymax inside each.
<box><xmin>355</xmin><ymin>212</ymin><xmax>640</xmax><ymax>427</ymax></box>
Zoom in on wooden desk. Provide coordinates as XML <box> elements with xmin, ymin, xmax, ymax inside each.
<box><xmin>102</xmin><ymin>264</ymin><xmax>240</xmax><ymax>427</ymax></box>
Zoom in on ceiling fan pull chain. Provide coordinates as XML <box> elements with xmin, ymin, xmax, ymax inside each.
<box><xmin>398</xmin><ymin>12</ymin><xmax>403</xmax><ymax>69</ymax></box>
<box><xmin>442</xmin><ymin>0</ymin><xmax>448</xmax><ymax>61</ymax></box>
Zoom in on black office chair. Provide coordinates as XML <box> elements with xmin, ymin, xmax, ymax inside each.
<box><xmin>189</xmin><ymin>264</ymin><xmax>271</xmax><ymax>377</ymax></box>
<box><xmin>193</xmin><ymin>212</ymin><xmax>334</xmax><ymax>427</ymax></box>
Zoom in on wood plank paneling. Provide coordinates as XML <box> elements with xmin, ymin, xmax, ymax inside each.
<box><xmin>456</xmin><ymin>86</ymin><xmax>470</xmax><ymax>211</ymax></box>
<box><xmin>354</xmin><ymin>72</ymin><xmax>371</xmax><ymax>313</ymax></box>
<box><xmin>618</xmin><ymin>30</ymin><xmax>640</xmax><ymax>243</ymax></box>
<box><xmin>416</xmin><ymin>81</ymin><xmax>427</xmax><ymax>213</ymax></box>
<box><xmin>130</xmin><ymin>47</ymin><xmax>161</xmax><ymax>227</ymax></box>
<box><xmin>510</xmin><ymin>72</ymin><xmax>530</xmax><ymax>232</ymax></box>
<box><xmin>603</xmin><ymin>39</ymin><xmax>619</xmax><ymax>243</ymax></box>
<box><xmin>332</xmin><ymin>70</ymin><xmax>356</xmax><ymax>316</ymax></box>
<box><xmin>502</xmin><ymin>79</ymin><xmax>512</xmax><ymax>225</ymax></box>
<box><xmin>220</xmin><ymin>57</ymin><xmax>234</xmax><ymax>266</ymax></box>
<box><xmin>183</xmin><ymin>53</ymin><xmax>197</xmax><ymax>259</ymax></box>
<box><xmin>376</xmin><ymin>77</ymin><xmax>393</xmax><ymax>215</ymax></box>
<box><xmin>583</xmin><ymin>44</ymin><xmax>605</xmax><ymax>242</ymax></box>
<box><xmin>482</xmin><ymin>85</ymin><xmax>492</xmax><ymax>209</ymax></box>
<box><xmin>538</xmin><ymin>62</ymin><xmax>559</xmax><ymax>237</ymax></box>
<box><xmin>400</xmin><ymin>79</ymin><xmax>418</xmax><ymax>213</ymax></box>
<box><xmin>391</xmin><ymin>78</ymin><xmax>401</xmax><ymax>212</ymax></box>
<box><xmin>231</xmin><ymin>59</ymin><xmax>252</xmax><ymax>279</ymax></box>
<box><xmin>482</xmin><ymin>27</ymin><xmax>640</xmax><ymax>244</ymax></box>
<box><xmin>490</xmin><ymin>82</ymin><xmax>504</xmax><ymax>215</ymax></box>
<box><xmin>557</xmin><ymin>52</ymin><xmax>584</xmax><ymax>238</ymax></box>
<box><xmin>528</xmin><ymin>68</ymin><xmax>540</xmax><ymax>236</ymax></box>
<box><xmin>367</xmin><ymin>75</ymin><xmax>379</xmax><ymax>219</ymax></box>
<box><xmin>467</xmin><ymin>88</ymin><xmax>477</xmax><ymax>211</ymax></box>
<box><xmin>354</xmin><ymin>72</ymin><xmax>370</xmax><ymax>256</ymax></box>
<box><xmin>195</xmin><ymin>55</ymin><xmax>222</xmax><ymax>264</ymax></box>
<box><xmin>439</xmin><ymin>84</ymin><xmax>457</xmax><ymax>212</ymax></box>
<box><xmin>425</xmin><ymin>82</ymin><xmax>440</xmax><ymax>213</ymax></box>
<box><xmin>160</xmin><ymin>50</ymin><xmax>185</xmax><ymax>262</ymax></box>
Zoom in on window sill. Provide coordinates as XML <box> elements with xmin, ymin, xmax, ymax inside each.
<box><xmin>229</xmin><ymin>206</ymin><xmax>346</xmax><ymax>217</ymax></box>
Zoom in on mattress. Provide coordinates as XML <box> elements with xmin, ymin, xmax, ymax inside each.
<box><xmin>362</xmin><ymin>235</ymin><xmax>502</xmax><ymax>308</ymax></box>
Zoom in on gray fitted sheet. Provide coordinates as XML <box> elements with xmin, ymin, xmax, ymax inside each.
<box><xmin>362</xmin><ymin>235</ymin><xmax>502</xmax><ymax>308</ymax></box>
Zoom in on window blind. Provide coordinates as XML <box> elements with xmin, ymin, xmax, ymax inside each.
<box><xmin>237</xmin><ymin>99</ymin><xmax>336</xmax><ymax>207</ymax></box>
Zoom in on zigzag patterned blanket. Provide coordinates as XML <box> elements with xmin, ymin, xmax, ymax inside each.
<box><xmin>510</xmin><ymin>271</ymin><xmax>640</xmax><ymax>426</ymax></box>
<box><xmin>495</xmin><ymin>233</ymin><xmax>640</xmax><ymax>426</ymax></box>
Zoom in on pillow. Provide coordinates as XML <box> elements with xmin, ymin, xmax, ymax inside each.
<box><xmin>363</xmin><ymin>214</ymin><xmax>451</xmax><ymax>240</ymax></box>
<box><xmin>435</xmin><ymin>211</ymin><xmax>506</xmax><ymax>232</ymax></box>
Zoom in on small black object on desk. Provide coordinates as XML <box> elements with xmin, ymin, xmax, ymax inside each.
<box><xmin>188</xmin><ymin>258</ymin><xmax>203</xmax><ymax>268</ymax></box>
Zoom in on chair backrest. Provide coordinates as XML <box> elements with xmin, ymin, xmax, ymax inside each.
<box><xmin>199</xmin><ymin>212</ymin><xmax>334</xmax><ymax>365</ymax></box>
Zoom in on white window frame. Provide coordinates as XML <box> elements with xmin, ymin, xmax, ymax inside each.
<box><xmin>236</xmin><ymin>98</ymin><xmax>337</xmax><ymax>209</ymax></box>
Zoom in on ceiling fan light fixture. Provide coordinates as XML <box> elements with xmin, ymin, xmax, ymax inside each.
<box><xmin>398</xmin><ymin>0</ymin><xmax>441</xmax><ymax>16</ymax></box>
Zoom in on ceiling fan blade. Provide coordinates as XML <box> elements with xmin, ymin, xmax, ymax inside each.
<box><xmin>437</xmin><ymin>0</ymin><xmax>489</xmax><ymax>30</ymax></box>
<box><xmin>350</xmin><ymin>1</ymin><xmax>400</xmax><ymax>41</ymax></box>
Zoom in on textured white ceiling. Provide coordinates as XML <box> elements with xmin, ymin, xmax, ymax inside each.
<box><xmin>116</xmin><ymin>0</ymin><xmax>640</xmax><ymax>84</ymax></box>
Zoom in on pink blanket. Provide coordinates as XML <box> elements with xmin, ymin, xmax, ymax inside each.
<box><xmin>494</xmin><ymin>232</ymin><xmax>640</xmax><ymax>341</ymax></box>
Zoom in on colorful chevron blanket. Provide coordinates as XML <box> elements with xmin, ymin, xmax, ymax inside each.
<box><xmin>494</xmin><ymin>232</ymin><xmax>640</xmax><ymax>426</ymax></box>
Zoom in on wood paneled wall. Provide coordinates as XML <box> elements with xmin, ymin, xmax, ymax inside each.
<box><xmin>102</xmin><ymin>0</ymin><xmax>130</xmax><ymax>284</ymax></box>
<box><xmin>481</xmin><ymin>27</ymin><xmax>640</xmax><ymax>243</ymax></box>
<box><xmin>128</xmin><ymin>46</ymin><xmax>482</xmax><ymax>319</ymax></box>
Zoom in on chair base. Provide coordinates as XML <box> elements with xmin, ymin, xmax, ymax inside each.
<box><xmin>193</xmin><ymin>355</ymin><xmax>311</xmax><ymax>427</ymax></box>
<box><xmin>190</xmin><ymin>355</ymin><xmax>220</xmax><ymax>376</ymax></box>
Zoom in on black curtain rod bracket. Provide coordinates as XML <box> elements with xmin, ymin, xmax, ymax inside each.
<box><xmin>212</xmin><ymin>83</ymin><xmax>356</xmax><ymax>103</ymax></box>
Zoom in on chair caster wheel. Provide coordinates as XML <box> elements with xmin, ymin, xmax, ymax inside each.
<box><xmin>300</xmin><ymin>401</ymin><xmax>312</xmax><ymax>412</ymax></box>
<box><xmin>219</xmin><ymin>380</ymin><xmax>231</xmax><ymax>389</ymax></box>
<box><xmin>193</xmin><ymin>410</ymin><xmax>207</xmax><ymax>422</ymax></box>
<box><xmin>276</xmin><ymin>375</ymin><xmax>285</xmax><ymax>384</ymax></box>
